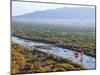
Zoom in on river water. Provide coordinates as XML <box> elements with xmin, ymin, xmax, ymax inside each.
<box><xmin>12</xmin><ymin>36</ymin><xmax>96</xmax><ymax>69</ymax></box>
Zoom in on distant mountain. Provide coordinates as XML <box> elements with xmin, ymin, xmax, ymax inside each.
<box><xmin>13</xmin><ymin>7</ymin><xmax>95</xmax><ymax>20</ymax></box>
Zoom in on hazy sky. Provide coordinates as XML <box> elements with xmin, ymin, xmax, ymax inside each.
<box><xmin>12</xmin><ymin>1</ymin><xmax>95</xmax><ymax>16</ymax></box>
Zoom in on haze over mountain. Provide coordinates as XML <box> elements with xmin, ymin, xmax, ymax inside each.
<box><xmin>13</xmin><ymin>7</ymin><xmax>95</xmax><ymax>20</ymax></box>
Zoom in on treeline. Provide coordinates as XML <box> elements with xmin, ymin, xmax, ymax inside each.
<box><xmin>12</xmin><ymin>42</ymin><xmax>85</xmax><ymax>75</ymax></box>
<box><xmin>12</xmin><ymin>23</ymin><xmax>96</xmax><ymax>57</ymax></box>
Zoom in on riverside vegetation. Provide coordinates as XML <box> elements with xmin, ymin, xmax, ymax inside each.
<box><xmin>12</xmin><ymin>22</ymin><xmax>96</xmax><ymax>57</ymax></box>
<box><xmin>12</xmin><ymin>42</ymin><xmax>85</xmax><ymax>75</ymax></box>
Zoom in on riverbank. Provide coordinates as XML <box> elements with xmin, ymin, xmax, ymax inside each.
<box><xmin>12</xmin><ymin>34</ymin><xmax>96</xmax><ymax>57</ymax></box>
<box><xmin>12</xmin><ymin>42</ymin><xmax>85</xmax><ymax>74</ymax></box>
<box><xmin>12</xmin><ymin>35</ymin><xmax>96</xmax><ymax>69</ymax></box>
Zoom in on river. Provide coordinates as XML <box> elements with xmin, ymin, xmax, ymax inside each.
<box><xmin>12</xmin><ymin>36</ymin><xmax>96</xmax><ymax>69</ymax></box>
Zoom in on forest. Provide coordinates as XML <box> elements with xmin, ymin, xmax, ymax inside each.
<box><xmin>12</xmin><ymin>42</ymin><xmax>85</xmax><ymax>75</ymax></box>
<box><xmin>12</xmin><ymin>21</ymin><xmax>96</xmax><ymax>57</ymax></box>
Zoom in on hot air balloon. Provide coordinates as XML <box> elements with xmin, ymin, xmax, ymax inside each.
<box><xmin>74</xmin><ymin>52</ymin><xmax>80</xmax><ymax>58</ymax></box>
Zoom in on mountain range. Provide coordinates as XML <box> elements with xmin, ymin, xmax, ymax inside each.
<box><xmin>13</xmin><ymin>7</ymin><xmax>95</xmax><ymax>20</ymax></box>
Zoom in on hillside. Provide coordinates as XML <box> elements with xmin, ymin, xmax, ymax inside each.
<box><xmin>13</xmin><ymin>7</ymin><xmax>95</xmax><ymax>20</ymax></box>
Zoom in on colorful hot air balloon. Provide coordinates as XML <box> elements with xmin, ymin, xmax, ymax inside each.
<box><xmin>74</xmin><ymin>52</ymin><xmax>80</xmax><ymax>58</ymax></box>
